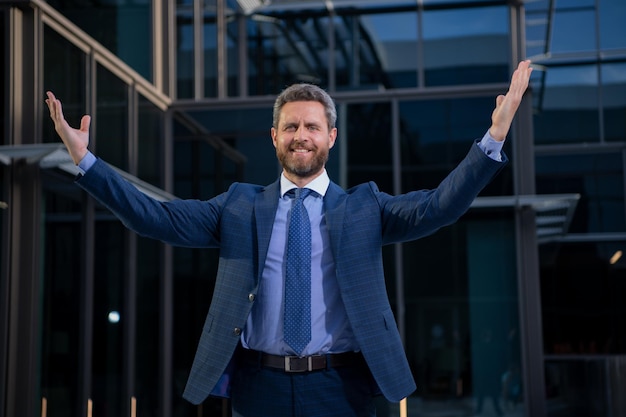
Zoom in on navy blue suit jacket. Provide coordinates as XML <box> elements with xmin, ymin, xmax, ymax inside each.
<box><xmin>76</xmin><ymin>141</ymin><xmax>506</xmax><ymax>404</ymax></box>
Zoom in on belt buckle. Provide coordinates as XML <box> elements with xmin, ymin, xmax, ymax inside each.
<box><xmin>284</xmin><ymin>355</ymin><xmax>312</xmax><ymax>372</ymax></box>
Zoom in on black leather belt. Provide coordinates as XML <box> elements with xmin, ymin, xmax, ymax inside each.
<box><xmin>242</xmin><ymin>349</ymin><xmax>363</xmax><ymax>373</ymax></box>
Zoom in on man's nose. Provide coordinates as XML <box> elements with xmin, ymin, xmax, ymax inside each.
<box><xmin>294</xmin><ymin>125</ymin><xmax>306</xmax><ymax>140</ymax></box>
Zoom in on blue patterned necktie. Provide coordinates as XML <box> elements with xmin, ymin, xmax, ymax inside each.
<box><xmin>284</xmin><ymin>188</ymin><xmax>313</xmax><ymax>355</ymax></box>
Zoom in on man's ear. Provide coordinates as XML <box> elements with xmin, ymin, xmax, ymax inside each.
<box><xmin>271</xmin><ymin>127</ymin><xmax>277</xmax><ymax>148</ymax></box>
<box><xmin>328</xmin><ymin>127</ymin><xmax>337</xmax><ymax>149</ymax></box>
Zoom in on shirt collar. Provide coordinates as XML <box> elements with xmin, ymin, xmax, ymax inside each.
<box><xmin>280</xmin><ymin>169</ymin><xmax>330</xmax><ymax>198</ymax></box>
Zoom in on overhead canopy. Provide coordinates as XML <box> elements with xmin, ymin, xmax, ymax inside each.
<box><xmin>0</xmin><ymin>144</ymin><xmax>177</xmax><ymax>202</ymax></box>
<box><xmin>472</xmin><ymin>194</ymin><xmax>580</xmax><ymax>244</ymax></box>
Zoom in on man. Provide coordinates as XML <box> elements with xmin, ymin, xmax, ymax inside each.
<box><xmin>46</xmin><ymin>60</ymin><xmax>532</xmax><ymax>417</ymax></box>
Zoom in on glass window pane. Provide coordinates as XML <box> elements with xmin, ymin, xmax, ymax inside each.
<box><xmin>138</xmin><ymin>95</ymin><xmax>165</xmax><ymax>186</ymax></box>
<box><xmin>599</xmin><ymin>0</ymin><xmax>626</xmax><ymax>50</ymax></box>
<box><xmin>525</xmin><ymin>0</ymin><xmax>551</xmax><ymax>58</ymax></box>
<box><xmin>135</xmin><ymin>238</ymin><xmax>161</xmax><ymax>415</ymax></box>
<box><xmin>185</xmin><ymin>107</ymin><xmax>275</xmax><ymax>186</ymax></box>
<box><xmin>41</xmin><ymin>187</ymin><xmax>83</xmax><ymax>417</ymax></box>
<box><xmin>551</xmin><ymin>4</ymin><xmax>596</xmax><ymax>53</ymax></box>
<box><xmin>346</xmin><ymin>102</ymin><xmax>392</xmax><ymax>191</ymax></box>
<box><xmin>97</xmin><ymin>65</ymin><xmax>129</xmax><ymax>169</ymax></box>
<box><xmin>246</xmin><ymin>16</ymin><xmax>328</xmax><ymax>95</ymax></box>
<box><xmin>43</xmin><ymin>26</ymin><xmax>86</xmax><ymax>144</ymax></box>
<box><xmin>536</xmin><ymin>153</ymin><xmax>625</xmax><ymax>234</ymax></box>
<box><xmin>336</xmin><ymin>11</ymin><xmax>419</xmax><ymax>90</ymax></box>
<box><xmin>423</xmin><ymin>6</ymin><xmax>509</xmax><ymax>87</ymax></box>
<box><xmin>533</xmin><ymin>65</ymin><xmax>600</xmax><ymax>145</ymax></box>
<box><xmin>46</xmin><ymin>0</ymin><xmax>152</xmax><ymax>80</ymax></box>
<box><xmin>402</xmin><ymin>214</ymin><xmax>524</xmax><ymax>416</ymax></box>
<box><xmin>204</xmin><ymin>0</ymin><xmax>218</xmax><ymax>98</ymax></box>
<box><xmin>602</xmin><ymin>63</ymin><xmax>626</xmax><ymax>142</ymax></box>
<box><xmin>227</xmin><ymin>16</ymin><xmax>240</xmax><ymax>97</ymax></box>
<box><xmin>541</xmin><ymin>240</ymin><xmax>626</xmax><ymax>355</ymax></box>
<box><xmin>545</xmin><ymin>357</ymin><xmax>625</xmax><ymax>417</ymax></box>
<box><xmin>92</xmin><ymin>221</ymin><xmax>125</xmax><ymax>416</ymax></box>
<box><xmin>176</xmin><ymin>1</ymin><xmax>195</xmax><ymax>99</ymax></box>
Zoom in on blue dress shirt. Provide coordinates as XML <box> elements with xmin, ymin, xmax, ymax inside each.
<box><xmin>240</xmin><ymin>170</ymin><xmax>358</xmax><ymax>355</ymax></box>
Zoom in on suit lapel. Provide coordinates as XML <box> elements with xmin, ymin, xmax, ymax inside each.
<box><xmin>255</xmin><ymin>180</ymin><xmax>280</xmax><ymax>283</ymax></box>
<box><xmin>323</xmin><ymin>182</ymin><xmax>347</xmax><ymax>264</ymax></box>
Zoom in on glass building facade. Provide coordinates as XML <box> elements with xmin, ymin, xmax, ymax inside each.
<box><xmin>1</xmin><ymin>0</ymin><xmax>625</xmax><ymax>416</ymax></box>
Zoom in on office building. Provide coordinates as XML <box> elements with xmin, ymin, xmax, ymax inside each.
<box><xmin>1</xmin><ymin>0</ymin><xmax>625</xmax><ymax>416</ymax></box>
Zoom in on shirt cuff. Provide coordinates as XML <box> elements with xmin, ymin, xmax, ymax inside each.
<box><xmin>477</xmin><ymin>130</ymin><xmax>504</xmax><ymax>162</ymax></box>
<box><xmin>77</xmin><ymin>151</ymin><xmax>97</xmax><ymax>173</ymax></box>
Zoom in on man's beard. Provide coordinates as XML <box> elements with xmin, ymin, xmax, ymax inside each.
<box><xmin>277</xmin><ymin>145</ymin><xmax>329</xmax><ymax>178</ymax></box>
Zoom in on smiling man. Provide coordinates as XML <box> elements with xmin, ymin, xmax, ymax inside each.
<box><xmin>272</xmin><ymin>91</ymin><xmax>337</xmax><ymax>185</ymax></box>
<box><xmin>45</xmin><ymin>60</ymin><xmax>532</xmax><ymax>417</ymax></box>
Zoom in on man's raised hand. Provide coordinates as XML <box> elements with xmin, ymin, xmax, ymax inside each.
<box><xmin>489</xmin><ymin>60</ymin><xmax>533</xmax><ymax>142</ymax></box>
<box><xmin>45</xmin><ymin>91</ymin><xmax>91</xmax><ymax>165</ymax></box>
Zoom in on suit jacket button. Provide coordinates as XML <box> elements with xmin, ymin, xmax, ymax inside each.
<box><xmin>233</xmin><ymin>327</ymin><xmax>242</xmax><ymax>336</ymax></box>
<box><xmin>248</xmin><ymin>293</ymin><xmax>255</xmax><ymax>302</ymax></box>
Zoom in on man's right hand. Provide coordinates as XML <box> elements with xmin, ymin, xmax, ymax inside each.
<box><xmin>45</xmin><ymin>91</ymin><xmax>91</xmax><ymax>165</ymax></box>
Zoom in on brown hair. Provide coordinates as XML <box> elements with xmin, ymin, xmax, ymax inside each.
<box><xmin>272</xmin><ymin>83</ymin><xmax>337</xmax><ymax>130</ymax></box>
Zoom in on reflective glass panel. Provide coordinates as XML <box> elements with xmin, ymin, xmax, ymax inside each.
<box><xmin>602</xmin><ymin>62</ymin><xmax>626</xmax><ymax>143</ymax></box>
<box><xmin>135</xmin><ymin>237</ymin><xmax>161</xmax><ymax>415</ymax></box>
<box><xmin>97</xmin><ymin>64</ymin><xmax>129</xmax><ymax>169</ymax></box>
<box><xmin>525</xmin><ymin>0</ymin><xmax>551</xmax><ymax>59</ymax></box>
<box><xmin>176</xmin><ymin>0</ymin><xmax>195</xmax><ymax>99</ymax></box>
<box><xmin>185</xmin><ymin>107</ymin><xmax>276</xmax><ymax>186</ymax></box>
<box><xmin>335</xmin><ymin>11</ymin><xmax>419</xmax><ymax>90</ymax></box>
<box><xmin>551</xmin><ymin>3</ymin><xmax>596</xmax><ymax>53</ymax></box>
<box><xmin>204</xmin><ymin>0</ymin><xmax>219</xmax><ymax>98</ymax></box>
<box><xmin>246</xmin><ymin>15</ymin><xmax>328</xmax><ymax>95</ymax></box>
<box><xmin>545</xmin><ymin>357</ymin><xmax>626</xmax><ymax>417</ymax></box>
<box><xmin>138</xmin><ymin>95</ymin><xmax>165</xmax><ymax>185</ymax></box>
<box><xmin>402</xmin><ymin>212</ymin><xmax>523</xmax><ymax>416</ymax></box>
<box><xmin>226</xmin><ymin>15</ymin><xmax>240</xmax><ymax>97</ymax></box>
<box><xmin>43</xmin><ymin>26</ymin><xmax>86</xmax><ymax>144</ymax></box>
<box><xmin>535</xmin><ymin>152</ymin><xmax>625</xmax><ymax>234</ymax></box>
<box><xmin>41</xmin><ymin>185</ymin><xmax>83</xmax><ymax>417</ymax></box>
<box><xmin>533</xmin><ymin>65</ymin><xmax>600</xmax><ymax>145</ymax></box>
<box><xmin>422</xmin><ymin>6</ymin><xmax>509</xmax><ymax>86</ymax></box>
<box><xmin>345</xmin><ymin>102</ymin><xmax>392</xmax><ymax>191</ymax></box>
<box><xmin>46</xmin><ymin>0</ymin><xmax>151</xmax><ymax>80</ymax></box>
<box><xmin>91</xmin><ymin>221</ymin><xmax>125</xmax><ymax>416</ymax></box>
<box><xmin>599</xmin><ymin>0</ymin><xmax>626</xmax><ymax>50</ymax></box>
<box><xmin>541</xmin><ymin>240</ymin><xmax>626</xmax><ymax>356</ymax></box>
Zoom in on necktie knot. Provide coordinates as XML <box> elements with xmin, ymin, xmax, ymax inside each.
<box><xmin>289</xmin><ymin>187</ymin><xmax>314</xmax><ymax>201</ymax></box>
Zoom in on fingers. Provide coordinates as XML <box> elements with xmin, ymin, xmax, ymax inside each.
<box><xmin>488</xmin><ymin>61</ymin><xmax>533</xmax><ymax>141</ymax></box>
<box><xmin>510</xmin><ymin>60</ymin><xmax>532</xmax><ymax>95</ymax></box>
<box><xmin>45</xmin><ymin>91</ymin><xmax>65</xmax><ymax>126</ymax></box>
<box><xmin>80</xmin><ymin>115</ymin><xmax>91</xmax><ymax>133</ymax></box>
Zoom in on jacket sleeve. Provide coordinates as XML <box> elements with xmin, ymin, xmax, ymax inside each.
<box><xmin>377</xmin><ymin>141</ymin><xmax>507</xmax><ymax>245</ymax></box>
<box><xmin>75</xmin><ymin>157</ymin><xmax>231</xmax><ymax>248</ymax></box>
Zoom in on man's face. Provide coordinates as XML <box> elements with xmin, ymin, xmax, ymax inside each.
<box><xmin>271</xmin><ymin>101</ymin><xmax>337</xmax><ymax>184</ymax></box>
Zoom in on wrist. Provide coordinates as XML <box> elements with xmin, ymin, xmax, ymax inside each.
<box><xmin>71</xmin><ymin>148</ymin><xmax>89</xmax><ymax>165</ymax></box>
<box><xmin>488</xmin><ymin>126</ymin><xmax>506</xmax><ymax>142</ymax></box>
